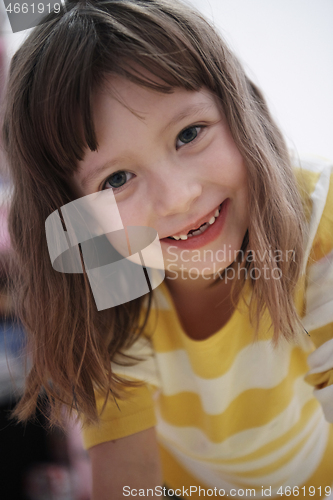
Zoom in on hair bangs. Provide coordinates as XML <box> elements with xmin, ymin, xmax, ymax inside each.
<box><xmin>9</xmin><ymin>0</ymin><xmax>217</xmax><ymax>181</ymax></box>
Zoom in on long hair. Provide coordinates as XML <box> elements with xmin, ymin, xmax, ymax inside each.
<box><xmin>2</xmin><ymin>0</ymin><xmax>308</xmax><ymax>427</ymax></box>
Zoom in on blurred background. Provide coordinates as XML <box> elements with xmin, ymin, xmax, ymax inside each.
<box><xmin>188</xmin><ymin>0</ymin><xmax>333</xmax><ymax>161</ymax></box>
<box><xmin>0</xmin><ymin>0</ymin><xmax>332</xmax><ymax>498</ymax></box>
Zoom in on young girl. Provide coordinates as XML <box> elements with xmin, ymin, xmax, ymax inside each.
<box><xmin>2</xmin><ymin>0</ymin><xmax>333</xmax><ymax>498</ymax></box>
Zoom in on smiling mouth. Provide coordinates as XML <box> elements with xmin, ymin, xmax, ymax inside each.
<box><xmin>167</xmin><ymin>203</ymin><xmax>222</xmax><ymax>241</ymax></box>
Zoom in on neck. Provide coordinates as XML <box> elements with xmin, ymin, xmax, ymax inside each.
<box><xmin>163</xmin><ymin>265</ymin><xmax>241</xmax><ymax>340</ymax></box>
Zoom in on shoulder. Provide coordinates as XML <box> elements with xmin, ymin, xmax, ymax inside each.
<box><xmin>292</xmin><ymin>154</ymin><xmax>333</xmax><ymax>265</ymax></box>
<box><xmin>294</xmin><ymin>155</ymin><xmax>333</xmax><ymax>336</ymax></box>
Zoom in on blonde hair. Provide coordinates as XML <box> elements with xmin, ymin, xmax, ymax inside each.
<box><xmin>2</xmin><ymin>0</ymin><xmax>308</xmax><ymax>427</ymax></box>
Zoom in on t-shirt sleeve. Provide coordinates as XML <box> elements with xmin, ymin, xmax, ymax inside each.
<box><xmin>302</xmin><ymin>161</ymin><xmax>333</xmax><ymax>422</ymax></box>
<box><xmin>81</xmin><ymin>335</ymin><xmax>160</xmax><ymax>450</ymax></box>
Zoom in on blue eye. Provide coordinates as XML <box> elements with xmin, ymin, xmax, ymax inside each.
<box><xmin>176</xmin><ymin>126</ymin><xmax>202</xmax><ymax>148</ymax></box>
<box><xmin>104</xmin><ymin>171</ymin><xmax>133</xmax><ymax>190</ymax></box>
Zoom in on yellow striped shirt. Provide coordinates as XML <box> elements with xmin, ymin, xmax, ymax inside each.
<box><xmin>82</xmin><ymin>156</ymin><xmax>333</xmax><ymax>498</ymax></box>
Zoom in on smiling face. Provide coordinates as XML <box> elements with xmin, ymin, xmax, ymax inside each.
<box><xmin>72</xmin><ymin>73</ymin><xmax>249</xmax><ymax>280</ymax></box>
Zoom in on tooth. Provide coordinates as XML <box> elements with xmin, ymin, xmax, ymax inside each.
<box><xmin>209</xmin><ymin>216</ymin><xmax>215</xmax><ymax>225</ymax></box>
<box><xmin>187</xmin><ymin>234</ymin><xmax>193</xmax><ymax>238</ymax></box>
<box><xmin>215</xmin><ymin>209</ymin><xmax>219</xmax><ymax>217</ymax></box>
<box><xmin>173</xmin><ymin>236</ymin><xmax>180</xmax><ymax>240</ymax></box>
<box><xmin>192</xmin><ymin>229</ymin><xmax>201</xmax><ymax>236</ymax></box>
<box><xmin>180</xmin><ymin>234</ymin><xmax>188</xmax><ymax>240</ymax></box>
<box><xmin>200</xmin><ymin>223</ymin><xmax>209</xmax><ymax>233</ymax></box>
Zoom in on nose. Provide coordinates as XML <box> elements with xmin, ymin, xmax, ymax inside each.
<box><xmin>152</xmin><ymin>165</ymin><xmax>202</xmax><ymax>217</ymax></box>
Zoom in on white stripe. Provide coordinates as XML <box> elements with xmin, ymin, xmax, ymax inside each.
<box><xmin>302</xmin><ymin>164</ymin><xmax>332</xmax><ymax>274</ymax></box>
<box><xmin>157</xmin><ymin>402</ymin><xmax>322</xmax><ymax>473</ymax></box>
<box><xmin>111</xmin><ymin>336</ymin><xmax>160</xmax><ymax>388</ymax></box>
<box><xmin>295</xmin><ymin>154</ymin><xmax>333</xmax><ymax>173</ymax></box>
<box><xmin>307</xmin><ymin>250</ymin><xmax>333</xmax><ymax>311</ymax></box>
<box><xmin>303</xmin><ymin>250</ymin><xmax>333</xmax><ymax>331</ymax></box>
<box><xmin>152</xmin><ymin>283</ymin><xmax>170</xmax><ymax>310</ymax></box>
<box><xmin>251</xmin><ymin>416</ymin><xmax>328</xmax><ymax>492</ymax></box>
<box><xmin>156</xmin><ymin>339</ymin><xmax>294</xmax><ymax>415</ymax></box>
<box><xmin>325</xmin><ymin>488</ymin><xmax>333</xmax><ymax>500</ymax></box>
<box><xmin>156</xmin><ymin>376</ymin><xmax>315</xmax><ymax>460</ymax></box>
<box><xmin>307</xmin><ymin>338</ymin><xmax>333</xmax><ymax>374</ymax></box>
<box><xmin>159</xmin><ymin>411</ymin><xmax>329</xmax><ymax>493</ymax></box>
<box><xmin>303</xmin><ymin>302</ymin><xmax>333</xmax><ymax>333</ymax></box>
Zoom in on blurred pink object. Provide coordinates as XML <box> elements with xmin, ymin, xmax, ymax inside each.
<box><xmin>25</xmin><ymin>463</ymin><xmax>74</xmax><ymax>500</ymax></box>
<box><xmin>0</xmin><ymin>206</ymin><xmax>10</xmax><ymax>253</ymax></box>
<box><xmin>0</xmin><ymin>192</ymin><xmax>12</xmax><ymax>289</ymax></box>
<box><xmin>66</xmin><ymin>418</ymin><xmax>92</xmax><ymax>500</ymax></box>
<box><xmin>0</xmin><ymin>27</ymin><xmax>11</xmax><ymax>256</ymax></box>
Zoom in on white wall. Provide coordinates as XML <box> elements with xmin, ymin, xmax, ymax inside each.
<box><xmin>188</xmin><ymin>0</ymin><xmax>333</xmax><ymax>160</ymax></box>
<box><xmin>2</xmin><ymin>0</ymin><xmax>333</xmax><ymax>159</ymax></box>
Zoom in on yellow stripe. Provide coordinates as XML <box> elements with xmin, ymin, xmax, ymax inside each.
<box><xmin>154</xmin><ymin>295</ymin><xmax>278</xmax><ymax>382</ymax></box>
<box><xmin>158</xmin><ymin>349</ymin><xmax>309</xmax><ymax>442</ymax></box>
<box><xmin>81</xmin><ymin>384</ymin><xmax>156</xmax><ymax>449</ymax></box>
<box><xmin>306</xmin><ymin>322</ymin><xmax>333</xmax><ymax>349</ymax></box>
<box><xmin>294</xmin><ymin>168</ymin><xmax>320</xmax><ymax>224</ymax></box>
<box><xmin>160</xmin><ymin>423</ymin><xmax>333</xmax><ymax>499</ymax></box>
<box><xmin>196</xmin><ymin>398</ymin><xmax>319</xmax><ymax>466</ymax></box>
<box><xmin>294</xmin><ymin>167</ymin><xmax>333</xmax><ymax>264</ymax></box>
<box><xmin>306</xmin><ymin>369</ymin><xmax>333</xmax><ymax>389</ymax></box>
<box><xmin>230</xmin><ymin>413</ymin><xmax>320</xmax><ymax>478</ymax></box>
<box><xmin>160</xmin><ymin>442</ymin><xmax>208</xmax><ymax>496</ymax></box>
<box><xmin>183</xmin><ymin>311</ymin><xmax>274</xmax><ymax>380</ymax></box>
<box><xmin>153</xmin><ymin>281</ymin><xmax>255</xmax><ymax>355</ymax></box>
<box><xmin>153</xmin><ymin>310</ymin><xmax>186</xmax><ymax>351</ymax></box>
<box><xmin>309</xmin><ymin>171</ymin><xmax>333</xmax><ymax>263</ymax></box>
<box><xmin>301</xmin><ymin>423</ymin><xmax>333</xmax><ymax>495</ymax></box>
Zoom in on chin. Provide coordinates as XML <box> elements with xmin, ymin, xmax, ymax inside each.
<box><xmin>165</xmin><ymin>260</ymin><xmax>234</xmax><ymax>281</ymax></box>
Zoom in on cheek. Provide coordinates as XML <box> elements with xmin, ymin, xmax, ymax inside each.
<box><xmin>116</xmin><ymin>199</ymin><xmax>148</xmax><ymax>229</ymax></box>
<box><xmin>204</xmin><ymin>144</ymin><xmax>247</xmax><ymax>188</ymax></box>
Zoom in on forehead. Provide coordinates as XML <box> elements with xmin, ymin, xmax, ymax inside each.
<box><xmin>92</xmin><ymin>73</ymin><xmax>218</xmax><ymax>138</ymax></box>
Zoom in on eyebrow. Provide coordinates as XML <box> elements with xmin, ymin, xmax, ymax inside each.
<box><xmin>162</xmin><ymin>101</ymin><xmax>214</xmax><ymax>132</ymax></box>
<box><xmin>81</xmin><ymin>156</ymin><xmax>128</xmax><ymax>190</ymax></box>
<box><xmin>81</xmin><ymin>101</ymin><xmax>214</xmax><ymax>189</ymax></box>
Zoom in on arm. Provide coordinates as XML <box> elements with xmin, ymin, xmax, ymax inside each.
<box><xmin>88</xmin><ymin>426</ymin><xmax>163</xmax><ymax>500</ymax></box>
